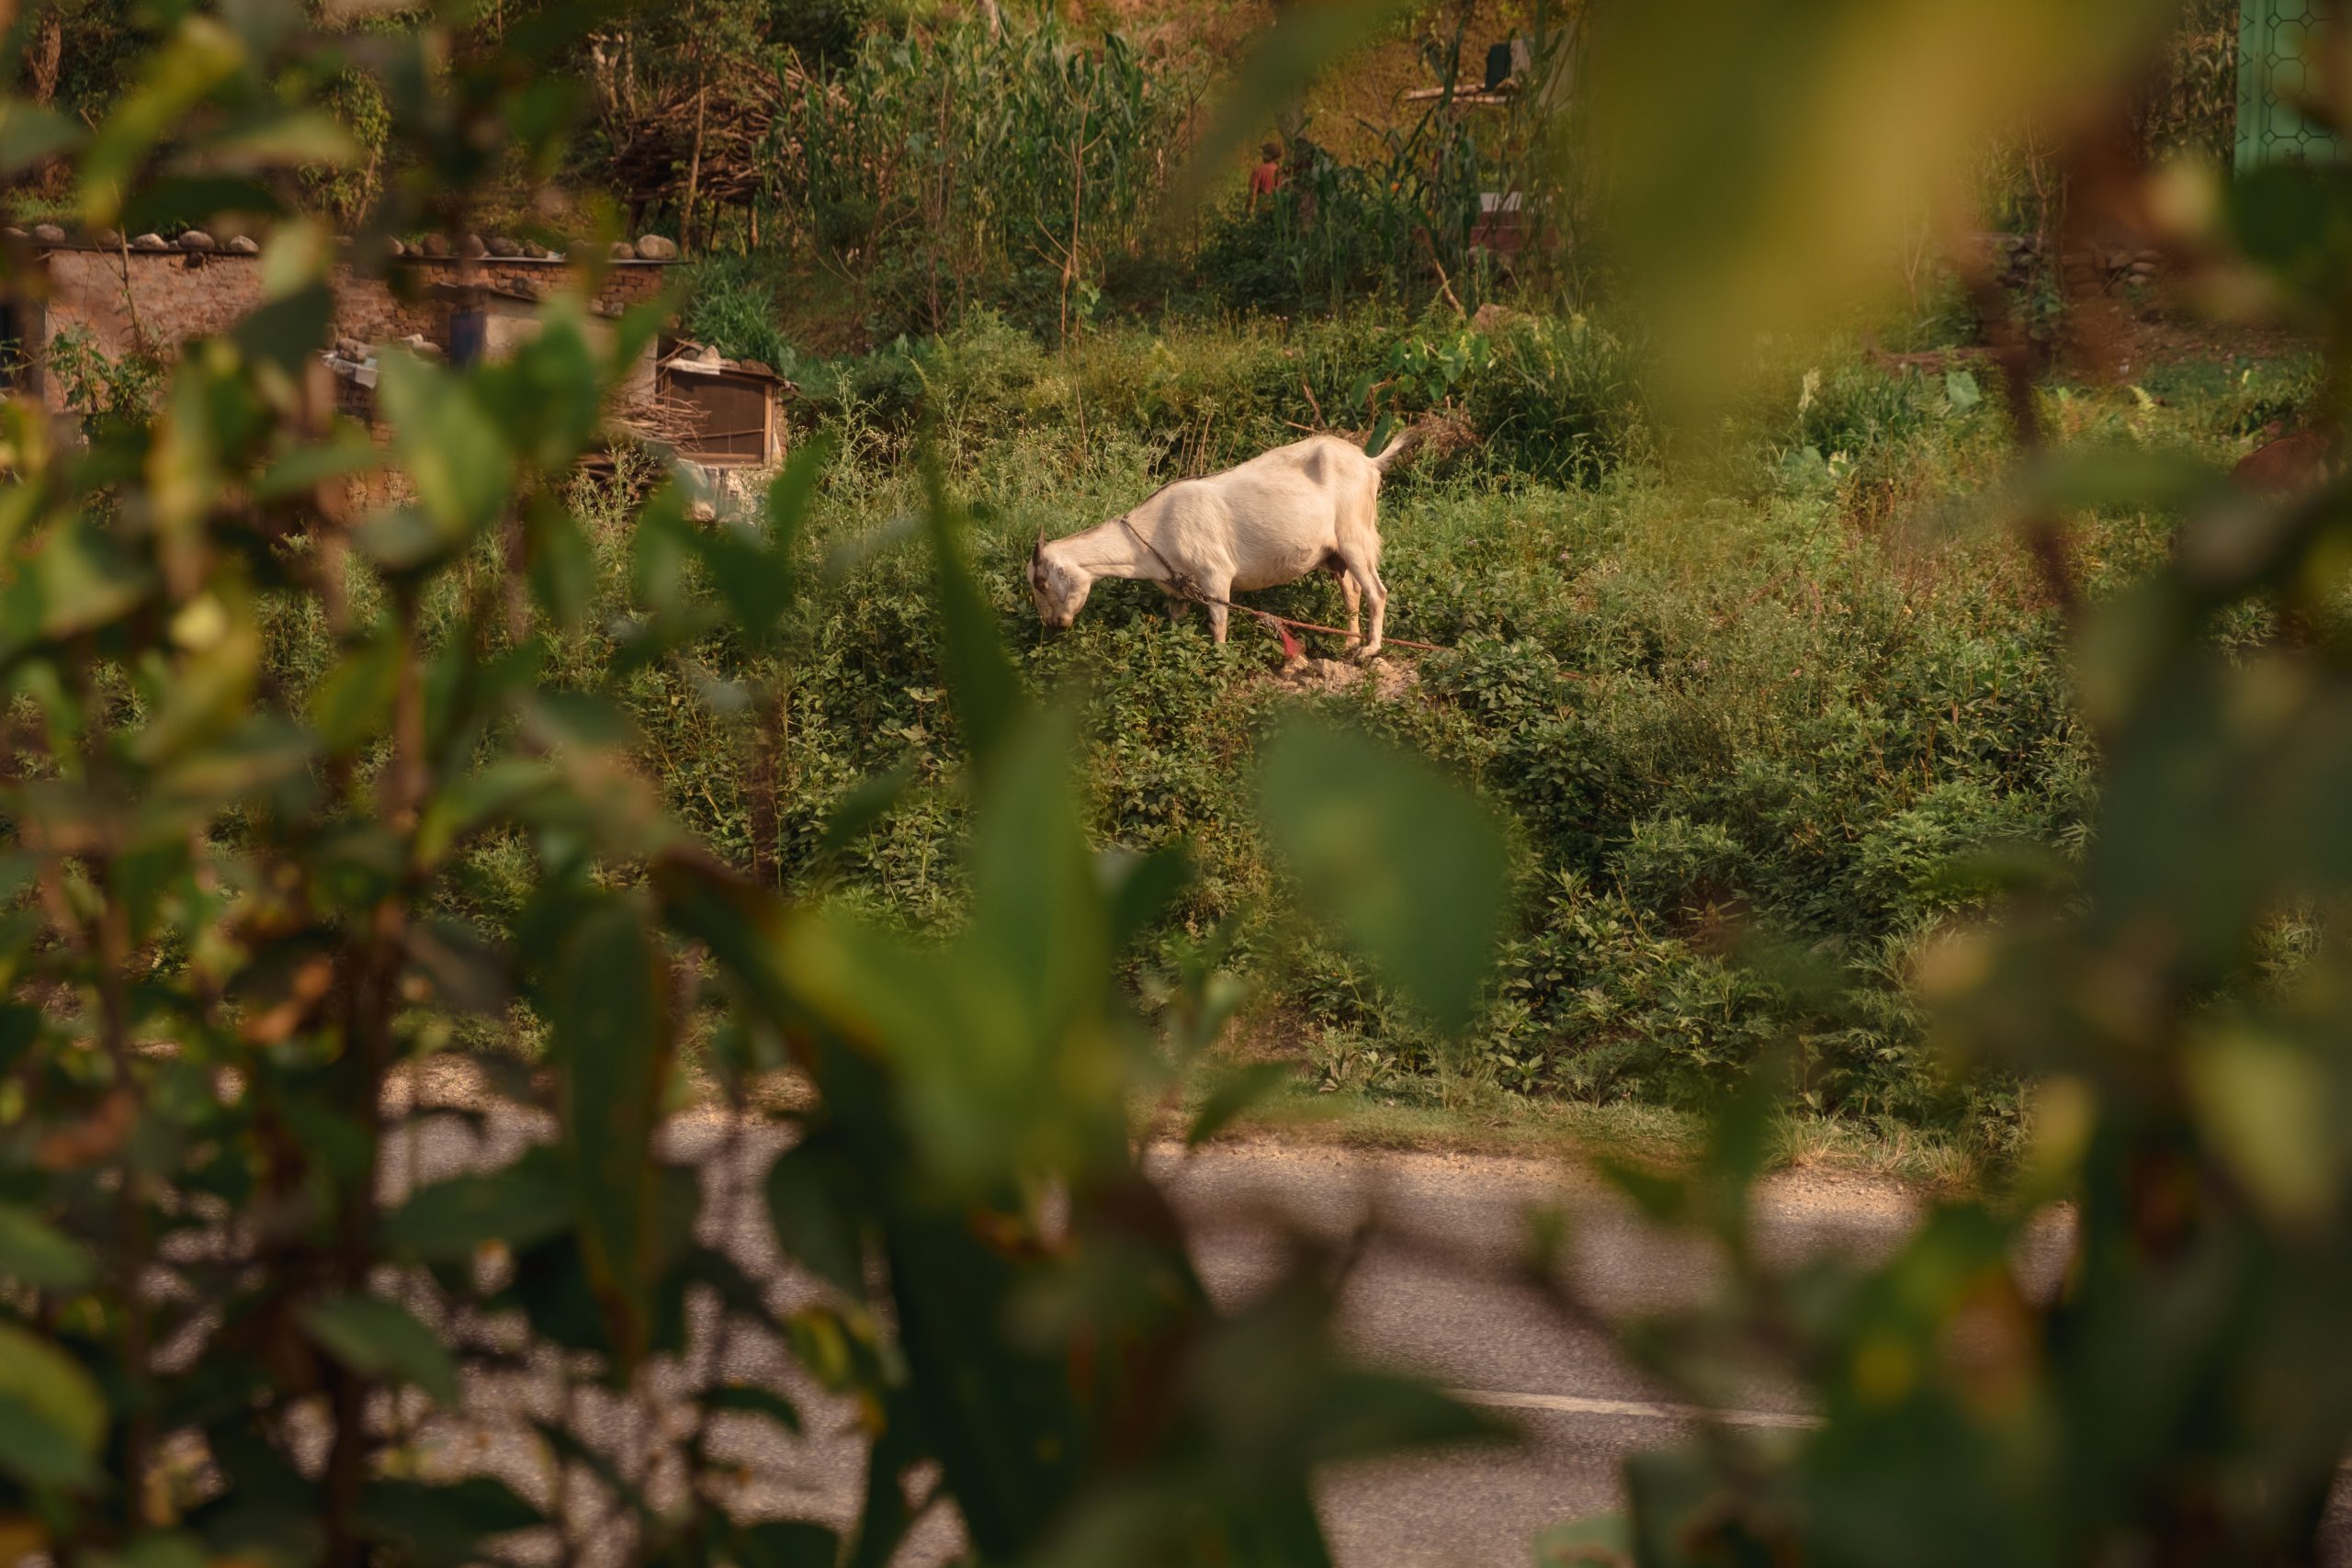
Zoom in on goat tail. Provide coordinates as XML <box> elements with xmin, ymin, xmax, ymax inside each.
<box><xmin>1370</xmin><ymin>419</ymin><xmax>1428</xmax><ymax>475</ymax></box>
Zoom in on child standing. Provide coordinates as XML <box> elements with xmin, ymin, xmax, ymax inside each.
<box><xmin>1248</xmin><ymin>140</ymin><xmax>1284</xmax><ymax>213</ymax></box>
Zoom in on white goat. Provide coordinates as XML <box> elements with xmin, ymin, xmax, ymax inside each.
<box><xmin>1027</xmin><ymin>429</ymin><xmax>1419</xmax><ymax>659</ymax></box>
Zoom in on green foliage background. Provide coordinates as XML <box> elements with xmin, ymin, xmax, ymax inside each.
<box><xmin>15</xmin><ymin>2</ymin><xmax>2352</xmax><ymax>1567</ymax></box>
<box><xmin>536</xmin><ymin>299</ymin><xmax>2314</xmax><ymax>1156</ymax></box>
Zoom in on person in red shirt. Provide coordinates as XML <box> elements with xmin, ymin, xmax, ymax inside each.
<box><xmin>1248</xmin><ymin>141</ymin><xmax>1284</xmax><ymax>213</ymax></box>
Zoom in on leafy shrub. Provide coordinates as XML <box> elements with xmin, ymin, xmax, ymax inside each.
<box><xmin>43</xmin><ymin>325</ymin><xmax>165</xmax><ymax>443</ymax></box>
<box><xmin>677</xmin><ymin>252</ymin><xmax>798</xmax><ymax>371</ymax></box>
<box><xmin>0</xmin><ymin>15</ymin><xmax>1501</xmax><ymax>1566</ymax></box>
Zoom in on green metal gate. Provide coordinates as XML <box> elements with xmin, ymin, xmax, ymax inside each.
<box><xmin>2238</xmin><ymin>0</ymin><xmax>2345</xmax><ymax>171</ymax></box>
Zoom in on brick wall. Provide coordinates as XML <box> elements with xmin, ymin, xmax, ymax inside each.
<box><xmin>331</xmin><ymin>256</ymin><xmax>672</xmax><ymax>350</ymax></box>
<box><xmin>42</xmin><ymin>249</ymin><xmax>266</xmax><ymax>373</ymax></box>
<box><xmin>31</xmin><ymin>247</ymin><xmax>673</xmax><ymax>412</ymax></box>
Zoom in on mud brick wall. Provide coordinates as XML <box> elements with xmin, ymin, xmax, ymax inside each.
<box><xmin>41</xmin><ymin>249</ymin><xmax>267</xmax><ymax>372</ymax></box>
<box><xmin>332</xmin><ymin>256</ymin><xmax>673</xmax><ymax>349</ymax></box>
<box><xmin>33</xmin><ymin>247</ymin><xmax>673</xmax><ymax>412</ymax></box>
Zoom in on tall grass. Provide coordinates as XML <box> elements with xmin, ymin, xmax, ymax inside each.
<box><xmin>768</xmin><ymin>11</ymin><xmax>1183</xmax><ymax>333</ymax></box>
<box><xmin>744</xmin><ymin>8</ymin><xmax>1579</xmax><ymax>333</ymax></box>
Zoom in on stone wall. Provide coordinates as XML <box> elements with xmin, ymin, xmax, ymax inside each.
<box><xmin>30</xmin><ymin>247</ymin><xmax>673</xmax><ymax>412</ymax></box>
<box><xmin>1963</xmin><ymin>231</ymin><xmax>2170</xmax><ymax>295</ymax></box>
<box><xmin>41</xmin><ymin>249</ymin><xmax>267</xmax><ymax>372</ymax></box>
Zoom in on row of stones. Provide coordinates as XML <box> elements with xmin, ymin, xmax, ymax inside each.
<box><xmin>7</xmin><ymin>221</ymin><xmax>258</xmax><ymax>254</ymax></box>
<box><xmin>5</xmin><ymin>220</ymin><xmax>681</xmax><ymax>264</ymax></box>
<box><xmin>394</xmin><ymin>232</ymin><xmax>681</xmax><ymax>262</ymax></box>
<box><xmin>1969</xmin><ymin>231</ymin><xmax>2169</xmax><ymax>288</ymax></box>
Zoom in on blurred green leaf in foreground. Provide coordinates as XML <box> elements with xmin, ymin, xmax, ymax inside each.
<box><xmin>1522</xmin><ymin>0</ymin><xmax>2352</xmax><ymax>1563</ymax></box>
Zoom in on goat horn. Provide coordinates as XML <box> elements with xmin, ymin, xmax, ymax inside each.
<box><xmin>1034</xmin><ymin>529</ymin><xmax>1046</xmax><ymax>558</ymax></box>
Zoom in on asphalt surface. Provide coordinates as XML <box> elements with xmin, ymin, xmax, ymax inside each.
<box><xmin>1158</xmin><ymin>1143</ymin><xmax>1924</xmax><ymax>1568</ymax></box>
<box><xmin>384</xmin><ymin>1109</ymin><xmax>2344</xmax><ymax>1566</ymax></box>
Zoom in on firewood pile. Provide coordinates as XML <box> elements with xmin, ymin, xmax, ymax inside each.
<box><xmin>596</xmin><ymin>59</ymin><xmax>831</xmax><ymax>210</ymax></box>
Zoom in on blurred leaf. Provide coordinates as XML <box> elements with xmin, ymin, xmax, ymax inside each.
<box><xmin>310</xmin><ymin>628</ymin><xmax>404</xmax><ymax>754</ymax></box>
<box><xmin>1103</xmin><ymin>840</ymin><xmax>1193</xmax><ymax>951</ymax></box>
<box><xmin>77</xmin><ymin>17</ymin><xmax>245</xmax><ymax>222</ymax></box>
<box><xmin>1533</xmin><ymin>1515</ymin><xmax>1634</xmax><ymax>1567</ymax></box>
<box><xmin>376</xmin><ymin>351</ymin><xmax>513</xmax><ymax>557</ymax></box>
<box><xmin>0</xmin><ymin>1324</ymin><xmax>104</xmax><ymax>1481</ymax></box>
<box><xmin>1943</xmin><ymin>368</ymin><xmax>1982</xmax><ymax>413</ymax></box>
<box><xmin>402</xmin><ymin>920</ymin><xmax>511</xmax><ymax>1016</ymax></box>
<box><xmin>106</xmin><ymin>1531</ymin><xmax>209</xmax><ymax>1568</ymax></box>
<box><xmin>1169</xmin><ymin>0</ymin><xmax>1411</xmax><ymax>219</ymax></box>
<box><xmin>1186</xmin><ymin>1061</ymin><xmax>1294</xmax><ymax>1148</ymax></box>
<box><xmin>706</xmin><ymin>1383</ymin><xmax>806</xmax><ymax>1438</ymax></box>
<box><xmin>819</xmin><ymin>765</ymin><xmax>912</xmax><ymax>855</ymax></box>
<box><xmin>728</xmin><ymin>1520</ymin><xmax>841</xmax><ymax>1568</ymax></box>
<box><xmin>767</xmin><ymin>431</ymin><xmax>832</xmax><ymax>532</ymax></box>
<box><xmin>686</xmin><ymin>514</ymin><xmax>797</xmax><ymax>645</ymax></box>
<box><xmin>526</xmin><ymin>502</ymin><xmax>595</xmax><ymax>632</ymax></box>
<box><xmin>0</xmin><ymin>1204</ymin><xmax>93</xmax><ymax>1292</ymax></box>
<box><xmin>1585</xmin><ymin>0</ymin><xmax>2175</xmax><ymax>394</ymax></box>
<box><xmin>765</xmin><ymin>1133</ymin><xmax>866</xmax><ymax>1296</ymax></box>
<box><xmin>631</xmin><ymin>482</ymin><xmax>694</xmax><ymax>620</ymax></box>
<box><xmin>2187</xmin><ymin>1029</ymin><xmax>2336</xmax><ymax>1229</ymax></box>
<box><xmin>119</xmin><ymin>175</ymin><xmax>283</xmax><ymax>234</ymax></box>
<box><xmin>31</xmin><ymin>520</ymin><xmax>155</xmax><ymax>643</ymax></box>
<box><xmin>416</xmin><ymin>760</ymin><xmax>558</xmax><ymax>865</ymax></box>
<box><xmin>549</xmin><ymin>896</ymin><xmax>676</xmax><ymax>1372</ymax></box>
<box><xmin>1257</xmin><ymin>722</ymin><xmax>1509</xmax><ymax>1032</ymax></box>
<box><xmin>2227</xmin><ymin>165</ymin><xmax>2352</xmax><ymax>315</ymax></box>
<box><xmin>527</xmin><ymin>1417</ymin><xmax>652</xmax><ymax>1525</ymax></box>
<box><xmin>254</xmin><ymin>434</ymin><xmax>382</xmax><ymax>502</ymax></box>
<box><xmin>921</xmin><ymin>467</ymin><xmax>1024</xmax><ymax>773</ymax></box>
<box><xmin>0</xmin><ymin>1395</ymin><xmax>98</xmax><ymax>1490</ymax></box>
<box><xmin>383</xmin><ymin>1148</ymin><xmax>572</xmax><ymax>1263</ymax></box>
<box><xmin>0</xmin><ymin>106</ymin><xmax>81</xmax><ymax>175</ymax></box>
<box><xmin>523</xmin><ymin>689</ymin><xmax>639</xmax><ymax>752</ymax></box>
<box><xmin>843</xmin><ymin>1404</ymin><xmax>926</xmax><ymax>1568</ymax></box>
<box><xmin>200</xmin><ymin>108</ymin><xmax>362</xmax><ymax>168</ymax></box>
<box><xmin>481</xmin><ymin>307</ymin><xmax>603</xmax><ymax>471</ymax></box>
<box><xmin>230</xmin><ymin>283</ymin><xmax>332</xmax><ymax>377</ymax></box>
<box><xmin>300</xmin><ymin>1294</ymin><xmax>460</xmax><ymax>1405</ymax></box>
<box><xmin>356</xmin><ymin>1477</ymin><xmax>541</xmax><ymax>1568</ymax></box>
<box><xmin>130</xmin><ymin>604</ymin><xmax>262</xmax><ymax>767</ymax></box>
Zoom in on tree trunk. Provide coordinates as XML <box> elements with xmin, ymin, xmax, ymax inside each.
<box><xmin>28</xmin><ymin>11</ymin><xmax>62</xmax><ymax>107</ymax></box>
<box><xmin>682</xmin><ymin>77</ymin><xmax>709</xmax><ymax>258</ymax></box>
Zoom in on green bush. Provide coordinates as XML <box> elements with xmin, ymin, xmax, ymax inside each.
<box><xmin>563</xmin><ymin>299</ymin><xmax>2230</xmax><ymax>1139</ymax></box>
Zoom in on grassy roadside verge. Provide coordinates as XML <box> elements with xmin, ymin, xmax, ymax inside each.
<box><xmin>700</xmin><ymin>1056</ymin><xmax>1980</xmax><ymax>1190</ymax></box>
<box><xmin>1163</xmin><ymin>1072</ymin><xmax>1985</xmax><ymax>1190</ymax></box>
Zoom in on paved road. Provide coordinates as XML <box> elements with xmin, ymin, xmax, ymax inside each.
<box><xmin>1160</xmin><ymin>1144</ymin><xmax>1923</xmax><ymax>1568</ymax></box>
<box><xmin>390</xmin><ymin>1112</ymin><xmax>2346</xmax><ymax>1565</ymax></box>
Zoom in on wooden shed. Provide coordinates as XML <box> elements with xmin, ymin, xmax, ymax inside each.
<box><xmin>656</xmin><ymin>342</ymin><xmax>790</xmax><ymax>466</ymax></box>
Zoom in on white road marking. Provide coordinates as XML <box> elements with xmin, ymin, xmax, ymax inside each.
<box><xmin>1452</xmin><ymin>1389</ymin><xmax>1819</xmax><ymax>1431</ymax></box>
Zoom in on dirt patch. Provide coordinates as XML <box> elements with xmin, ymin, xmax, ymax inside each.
<box><xmin>1272</xmin><ymin>653</ymin><xmax>1421</xmax><ymax>700</ymax></box>
<box><xmin>2072</xmin><ymin>308</ymin><xmax>2318</xmax><ymax>380</ymax></box>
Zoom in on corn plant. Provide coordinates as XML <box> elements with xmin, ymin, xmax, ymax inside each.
<box><xmin>772</xmin><ymin>10</ymin><xmax>1183</xmax><ymax>328</ymax></box>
